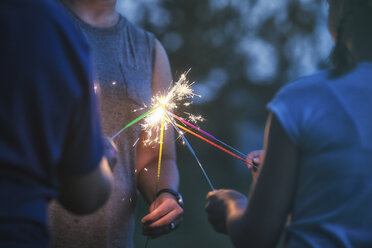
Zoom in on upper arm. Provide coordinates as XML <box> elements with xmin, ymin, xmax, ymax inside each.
<box><xmin>136</xmin><ymin>39</ymin><xmax>176</xmax><ymax>172</ymax></box>
<box><xmin>230</xmin><ymin>112</ymin><xmax>299</xmax><ymax>248</ymax></box>
<box><xmin>55</xmin><ymin>27</ymin><xmax>112</xmax><ymax>213</ymax></box>
<box><xmin>151</xmin><ymin>39</ymin><xmax>173</xmax><ymax>94</ymax></box>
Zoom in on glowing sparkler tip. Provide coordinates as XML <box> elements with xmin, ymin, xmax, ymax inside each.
<box><xmin>141</xmin><ymin>71</ymin><xmax>203</xmax><ymax>146</ymax></box>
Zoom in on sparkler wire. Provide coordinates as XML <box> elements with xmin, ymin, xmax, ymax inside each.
<box><xmin>169</xmin><ymin>112</ymin><xmax>216</xmax><ymax>139</ymax></box>
<box><xmin>157</xmin><ymin>117</ymin><xmax>165</xmax><ymax>183</ymax></box>
<box><xmin>165</xmin><ymin>112</ymin><xmax>215</xmax><ymax>191</ymax></box>
<box><xmin>175</xmin><ymin>123</ymin><xmax>246</xmax><ymax>163</ymax></box>
<box><xmin>111</xmin><ymin>106</ymin><xmax>161</xmax><ymax>140</ymax></box>
<box><xmin>169</xmin><ymin>112</ymin><xmax>248</xmax><ymax>159</ymax></box>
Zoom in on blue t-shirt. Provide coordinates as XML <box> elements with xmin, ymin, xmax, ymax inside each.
<box><xmin>0</xmin><ymin>0</ymin><xmax>103</xmax><ymax>247</ymax></box>
<box><xmin>268</xmin><ymin>63</ymin><xmax>372</xmax><ymax>247</ymax></box>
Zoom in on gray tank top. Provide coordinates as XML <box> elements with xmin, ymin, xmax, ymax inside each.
<box><xmin>48</xmin><ymin>4</ymin><xmax>155</xmax><ymax>248</ymax></box>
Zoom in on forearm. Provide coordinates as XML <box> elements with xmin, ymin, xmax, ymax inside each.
<box><xmin>137</xmin><ymin>158</ymin><xmax>179</xmax><ymax>203</ymax></box>
<box><xmin>229</xmin><ymin>212</ymin><xmax>284</xmax><ymax>248</ymax></box>
<box><xmin>58</xmin><ymin>158</ymin><xmax>113</xmax><ymax>215</ymax></box>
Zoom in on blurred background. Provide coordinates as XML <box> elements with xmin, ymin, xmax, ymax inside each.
<box><xmin>116</xmin><ymin>0</ymin><xmax>333</xmax><ymax>247</ymax></box>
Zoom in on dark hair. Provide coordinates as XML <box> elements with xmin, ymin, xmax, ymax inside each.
<box><xmin>330</xmin><ymin>0</ymin><xmax>372</xmax><ymax>77</ymax></box>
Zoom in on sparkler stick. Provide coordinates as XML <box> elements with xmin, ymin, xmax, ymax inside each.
<box><xmin>157</xmin><ymin>118</ymin><xmax>165</xmax><ymax>183</ymax></box>
<box><xmin>169</xmin><ymin>112</ymin><xmax>248</xmax><ymax>159</ymax></box>
<box><xmin>111</xmin><ymin>106</ymin><xmax>161</xmax><ymax>140</ymax></box>
<box><xmin>169</xmin><ymin>112</ymin><xmax>217</xmax><ymax>139</ymax></box>
<box><xmin>175</xmin><ymin>123</ymin><xmax>247</xmax><ymax>163</ymax></box>
<box><xmin>165</xmin><ymin>112</ymin><xmax>215</xmax><ymax>191</ymax></box>
<box><xmin>175</xmin><ymin>123</ymin><xmax>258</xmax><ymax>169</ymax></box>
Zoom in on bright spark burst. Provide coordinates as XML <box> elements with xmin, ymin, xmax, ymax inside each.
<box><xmin>141</xmin><ymin>71</ymin><xmax>202</xmax><ymax>145</ymax></box>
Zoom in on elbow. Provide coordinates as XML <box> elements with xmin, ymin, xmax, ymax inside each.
<box><xmin>57</xmin><ymin>160</ymin><xmax>114</xmax><ymax>215</ymax></box>
<box><xmin>58</xmin><ymin>177</ymin><xmax>113</xmax><ymax>215</ymax></box>
<box><xmin>58</xmin><ymin>181</ymin><xmax>112</xmax><ymax>215</ymax></box>
<box><xmin>228</xmin><ymin>217</ymin><xmax>278</xmax><ymax>248</ymax></box>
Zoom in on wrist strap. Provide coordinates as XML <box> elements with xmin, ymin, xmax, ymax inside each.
<box><xmin>156</xmin><ymin>188</ymin><xmax>183</xmax><ymax>208</ymax></box>
<box><xmin>155</xmin><ymin>188</ymin><xmax>178</xmax><ymax>198</ymax></box>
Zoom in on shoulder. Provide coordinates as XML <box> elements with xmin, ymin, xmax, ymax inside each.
<box><xmin>275</xmin><ymin>70</ymin><xmax>330</xmax><ymax>100</ymax></box>
<box><xmin>2</xmin><ymin>0</ymin><xmax>89</xmax><ymax>71</ymax></box>
<box><xmin>268</xmin><ymin>70</ymin><xmax>332</xmax><ymax>145</ymax></box>
<box><xmin>121</xmin><ymin>15</ymin><xmax>155</xmax><ymax>48</ymax></box>
<box><xmin>24</xmin><ymin>0</ymin><xmax>89</xmax><ymax>53</ymax></box>
<box><xmin>120</xmin><ymin>15</ymin><xmax>158</xmax><ymax>73</ymax></box>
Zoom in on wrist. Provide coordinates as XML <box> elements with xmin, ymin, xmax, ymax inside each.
<box><xmin>156</xmin><ymin>188</ymin><xmax>183</xmax><ymax>208</ymax></box>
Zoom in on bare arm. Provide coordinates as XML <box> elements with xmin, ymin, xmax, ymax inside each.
<box><xmin>57</xmin><ymin>157</ymin><xmax>113</xmax><ymax>215</ymax></box>
<box><xmin>230</xmin><ymin>112</ymin><xmax>298</xmax><ymax>247</ymax></box>
<box><xmin>137</xmin><ymin>39</ymin><xmax>179</xmax><ymax>202</ymax></box>
<box><xmin>137</xmin><ymin>39</ymin><xmax>183</xmax><ymax>238</ymax></box>
<box><xmin>206</xmin><ymin>112</ymin><xmax>299</xmax><ymax>247</ymax></box>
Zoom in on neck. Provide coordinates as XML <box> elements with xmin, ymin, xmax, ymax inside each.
<box><xmin>63</xmin><ymin>0</ymin><xmax>119</xmax><ymax>28</ymax></box>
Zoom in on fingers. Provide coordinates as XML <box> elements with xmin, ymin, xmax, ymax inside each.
<box><xmin>206</xmin><ymin>190</ymin><xmax>216</xmax><ymax>200</ymax></box>
<box><xmin>246</xmin><ymin>150</ymin><xmax>263</xmax><ymax>170</ymax></box>
<box><xmin>205</xmin><ymin>190</ymin><xmax>228</xmax><ymax>234</ymax></box>
<box><xmin>143</xmin><ymin>214</ymin><xmax>183</xmax><ymax>239</ymax></box>
<box><xmin>144</xmin><ymin>206</ymin><xmax>181</xmax><ymax>228</ymax></box>
<box><xmin>142</xmin><ymin>198</ymin><xmax>183</xmax><ymax>239</ymax></box>
<box><xmin>141</xmin><ymin>201</ymin><xmax>172</xmax><ymax>224</ymax></box>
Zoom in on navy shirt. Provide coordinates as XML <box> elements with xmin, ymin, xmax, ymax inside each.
<box><xmin>0</xmin><ymin>0</ymin><xmax>103</xmax><ymax>247</ymax></box>
<box><xmin>269</xmin><ymin>63</ymin><xmax>372</xmax><ymax>247</ymax></box>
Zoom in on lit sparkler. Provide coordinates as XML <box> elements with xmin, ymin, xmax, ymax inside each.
<box><xmin>111</xmin><ymin>71</ymin><xmax>253</xmax><ymax>190</ymax></box>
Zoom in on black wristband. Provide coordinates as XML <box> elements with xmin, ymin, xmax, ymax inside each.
<box><xmin>156</xmin><ymin>188</ymin><xmax>183</xmax><ymax>208</ymax></box>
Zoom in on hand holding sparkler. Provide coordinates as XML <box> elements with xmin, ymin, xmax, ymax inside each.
<box><xmin>141</xmin><ymin>192</ymin><xmax>183</xmax><ymax>238</ymax></box>
<box><xmin>246</xmin><ymin>150</ymin><xmax>263</xmax><ymax>181</ymax></box>
<box><xmin>205</xmin><ymin>189</ymin><xmax>247</xmax><ymax>234</ymax></box>
<box><xmin>112</xmin><ymin>71</ymin><xmax>257</xmax><ymax>194</ymax></box>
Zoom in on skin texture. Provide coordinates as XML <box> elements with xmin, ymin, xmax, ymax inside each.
<box><xmin>137</xmin><ymin>39</ymin><xmax>183</xmax><ymax>238</ymax></box>
<box><xmin>58</xmin><ymin>158</ymin><xmax>113</xmax><ymax>215</ymax></box>
<box><xmin>64</xmin><ymin>0</ymin><xmax>183</xmax><ymax>238</ymax></box>
<box><xmin>245</xmin><ymin>149</ymin><xmax>263</xmax><ymax>181</ymax></box>
<box><xmin>205</xmin><ymin>112</ymin><xmax>299</xmax><ymax>248</ymax></box>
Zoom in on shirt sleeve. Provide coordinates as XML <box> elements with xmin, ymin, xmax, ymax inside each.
<box><xmin>60</xmin><ymin>76</ymin><xmax>104</xmax><ymax>177</ymax></box>
<box><xmin>54</xmin><ymin>10</ymin><xmax>104</xmax><ymax>177</ymax></box>
<box><xmin>267</xmin><ymin>82</ymin><xmax>304</xmax><ymax>146</ymax></box>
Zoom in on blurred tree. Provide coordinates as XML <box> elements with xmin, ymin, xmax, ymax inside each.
<box><xmin>117</xmin><ymin>0</ymin><xmax>333</xmax><ymax>247</ymax></box>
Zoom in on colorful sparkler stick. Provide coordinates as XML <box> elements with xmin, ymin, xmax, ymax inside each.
<box><xmin>169</xmin><ymin>112</ymin><xmax>216</xmax><ymax>139</ymax></box>
<box><xmin>157</xmin><ymin>117</ymin><xmax>165</xmax><ymax>183</ymax></box>
<box><xmin>168</xmin><ymin>111</ymin><xmax>248</xmax><ymax>159</ymax></box>
<box><xmin>175</xmin><ymin>123</ymin><xmax>246</xmax><ymax>163</ymax></box>
<box><xmin>165</xmin><ymin>112</ymin><xmax>215</xmax><ymax>191</ymax></box>
<box><xmin>111</xmin><ymin>105</ymin><xmax>161</xmax><ymax>140</ymax></box>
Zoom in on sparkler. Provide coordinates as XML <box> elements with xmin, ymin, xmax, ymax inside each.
<box><xmin>112</xmin><ymin>72</ymin><xmax>255</xmax><ymax>248</ymax></box>
<box><xmin>111</xmin><ymin>71</ymin><xmax>253</xmax><ymax>190</ymax></box>
<box><xmin>111</xmin><ymin>106</ymin><xmax>160</xmax><ymax>140</ymax></box>
<box><xmin>140</xmin><ymin>72</ymin><xmax>215</xmax><ymax>190</ymax></box>
<box><xmin>164</xmin><ymin>112</ymin><xmax>214</xmax><ymax>190</ymax></box>
<box><xmin>157</xmin><ymin>118</ymin><xmax>165</xmax><ymax>183</ymax></box>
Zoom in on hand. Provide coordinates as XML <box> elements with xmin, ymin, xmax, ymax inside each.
<box><xmin>141</xmin><ymin>193</ymin><xmax>183</xmax><ymax>239</ymax></box>
<box><xmin>246</xmin><ymin>150</ymin><xmax>263</xmax><ymax>181</ymax></box>
<box><xmin>205</xmin><ymin>189</ymin><xmax>247</xmax><ymax>234</ymax></box>
<box><xmin>103</xmin><ymin>137</ymin><xmax>118</xmax><ymax>171</ymax></box>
